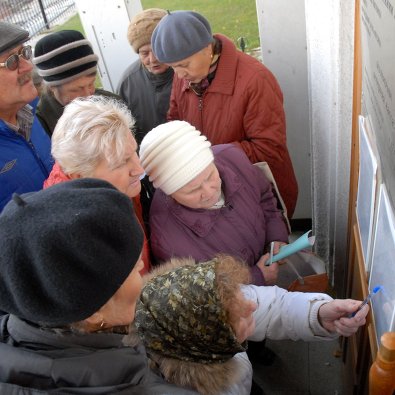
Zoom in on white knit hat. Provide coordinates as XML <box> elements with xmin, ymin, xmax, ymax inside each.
<box><xmin>140</xmin><ymin>121</ymin><xmax>214</xmax><ymax>195</ymax></box>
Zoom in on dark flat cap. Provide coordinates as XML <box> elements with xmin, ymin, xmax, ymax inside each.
<box><xmin>0</xmin><ymin>22</ymin><xmax>29</xmax><ymax>55</ymax></box>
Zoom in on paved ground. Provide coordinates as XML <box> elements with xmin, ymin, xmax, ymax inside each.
<box><xmin>251</xmin><ymin>230</ymin><xmax>346</xmax><ymax>395</ymax></box>
<box><xmin>252</xmin><ymin>338</ymin><xmax>345</xmax><ymax>395</ymax></box>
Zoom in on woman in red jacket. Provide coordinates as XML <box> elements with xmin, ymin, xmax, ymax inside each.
<box><xmin>151</xmin><ymin>10</ymin><xmax>298</xmax><ymax>217</ymax></box>
<box><xmin>44</xmin><ymin>95</ymin><xmax>152</xmax><ymax>274</ymax></box>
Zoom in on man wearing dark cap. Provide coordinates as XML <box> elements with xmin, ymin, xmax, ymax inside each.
<box><xmin>117</xmin><ymin>8</ymin><xmax>174</xmax><ymax>145</ymax></box>
<box><xmin>0</xmin><ymin>22</ymin><xmax>53</xmax><ymax>213</ymax></box>
<box><xmin>33</xmin><ymin>30</ymin><xmax>121</xmax><ymax>136</ymax></box>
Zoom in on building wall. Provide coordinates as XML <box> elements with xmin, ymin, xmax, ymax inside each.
<box><xmin>256</xmin><ymin>0</ymin><xmax>311</xmax><ymax>221</ymax></box>
<box><xmin>256</xmin><ymin>0</ymin><xmax>355</xmax><ymax>292</ymax></box>
<box><xmin>75</xmin><ymin>0</ymin><xmax>142</xmax><ymax>92</ymax></box>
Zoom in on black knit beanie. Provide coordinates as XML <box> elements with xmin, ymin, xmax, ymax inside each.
<box><xmin>33</xmin><ymin>30</ymin><xmax>99</xmax><ymax>86</ymax></box>
<box><xmin>0</xmin><ymin>178</ymin><xmax>144</xmax><ymax>326</ymax></box>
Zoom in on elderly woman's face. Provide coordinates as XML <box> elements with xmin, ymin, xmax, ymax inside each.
<box><xmin>171</xmin><ymin>162</ymin><xmax>221</xmax><ymax>209</ymax></box>
<box><xmin>91</xmin><ymin>133</ymin><xmax>144</xmax><ymax>198</ymax></box>
<box><xmin>167</xmin><ymin>44</ymin><xmax>212</xmax><ymax>84</ymax></box>
<box><xmin>95</xmin><ymin>256</ymin><xmax>145</xmax><ymax>327</ymax></box>
<box><xmin>52</xmin><ymin>73</ymin><xmax>96</xmax><ymax>106</ymax></box>
<box><xmin>138</xmin><ymin>44</ymin><xmax>169</xmax><ymax>75</ymax></box>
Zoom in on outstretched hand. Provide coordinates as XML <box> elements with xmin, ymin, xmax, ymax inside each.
<box><xmin>318</xmin><ymin>299</ymin><xmax>369</xmax><ymax>337</ymax></box>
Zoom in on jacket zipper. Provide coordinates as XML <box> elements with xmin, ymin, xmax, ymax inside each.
<box><xmin>26</xmin><ymin>138</ymin><xmax>50</xmax><ymax>177</ymax></box>
<box><xmin>198</xmin><ymin>96</ymin><xmax>204</xmax><ymax>132</ymax></box>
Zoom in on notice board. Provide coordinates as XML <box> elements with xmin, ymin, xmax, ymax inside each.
<box><xmin>360</xmin><ymin>0</ymin><xmax>395</xmax><ymax>208</ymax></box>
<box><xmin>359</xmin><ymin>0</ymin><xmax>395</xmax><ymax>346</ymax></box>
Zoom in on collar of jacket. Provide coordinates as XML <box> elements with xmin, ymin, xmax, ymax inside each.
<box><xmin>0</xmin><ymin>314</ymin><xmax>154</xmax><ymax>391</ymax></box>
<box><xmin>181</xmin><ymin>34</ymin><xmax>238</xmax><ymax>97</ymax></box>
<box><xmin>43</xmin><ymin>161</ymin><xmax>71</xmax><ymax>188</ymax></box>
<box><xmin>4</xmin><ymin>314</ymin><xmax>125</xmax><ymax>349</ymax></box>
<box><xmin>37</xmin><ymin>91</ymin><xmax>64</xmax><ymax>133</ymax></box>
<box><xmin>166</xmin><ymin>161</ymin><xmax>243</xmax><ymax>237</ymax></box>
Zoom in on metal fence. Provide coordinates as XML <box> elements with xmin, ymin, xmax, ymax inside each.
<box><xmin>0</xmin><ymin>0</ymin><xmax>76</xmax><ymax>38</ymax></box>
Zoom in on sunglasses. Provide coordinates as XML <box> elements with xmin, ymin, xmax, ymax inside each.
<box><xmin>0</xmin><ymin>45</ymin><xmax>32</xmax><ymax>71</ymax></box>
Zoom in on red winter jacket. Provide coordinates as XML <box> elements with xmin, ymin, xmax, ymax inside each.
<box><xmin>168</xmin><ymin>34</ymin><xmax>298</xmax><ymax>218</ymax></box>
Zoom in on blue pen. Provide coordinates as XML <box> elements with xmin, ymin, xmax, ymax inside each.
<box><xmin>348</xmin><ymin>285</ymin><xmax>382</xmax><ymax>318</ymax></box>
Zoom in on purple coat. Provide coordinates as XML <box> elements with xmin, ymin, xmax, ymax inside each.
<box><xmin>149</xmin><ymin>144</ymin><xmax>289</xmax><ymax>285</ymax></box>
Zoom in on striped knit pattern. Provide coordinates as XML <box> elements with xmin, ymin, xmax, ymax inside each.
<box><xmin>33</xmin><ymin>30</ymin><xmax>99</xmax><ymax>86</ymax></box>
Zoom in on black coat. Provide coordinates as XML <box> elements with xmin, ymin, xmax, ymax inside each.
<box><xmin>36</xmin><ymin>88</ymin><xmax>123</xmax><ymax>137</ymax></box>
<box><xmin>0</xmin><ymin>314</ymin><xmax>197</xmax><ymax>394</ymax></box>
<box><xmin>117</xmin><ymin>60</ymin><xmax>173</xmax><ymax>145</ymax></box>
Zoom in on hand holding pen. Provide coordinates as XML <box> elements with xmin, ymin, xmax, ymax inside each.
<box><xmin>348</xmin><ymin>286</ymin><xmax>382</xmax><ymax>318</ymax></box>
<box><xmin>318</xmin><ymin>299</ymin><xmax>370</xmax><ymax>336</ymax></box>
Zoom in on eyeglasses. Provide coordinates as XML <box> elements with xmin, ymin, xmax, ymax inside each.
<box><xmin>0</xmin><ymin>45</ymin><xmax>32</xmax><ymax>71</ymax></box>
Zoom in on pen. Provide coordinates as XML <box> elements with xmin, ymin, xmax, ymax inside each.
<box><xmin>348</xmin><ymin>285</ymin><xmax>382</xmax><ymax>318</ymax></box>
<box><xmin>265</xmin><ymin>241</ymin><xmax>275</xmax><ymax>266</ymax></box>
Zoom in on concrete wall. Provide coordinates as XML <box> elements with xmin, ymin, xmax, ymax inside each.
<box><xmin>256</xmin><ymin>0</ymin><xmax>355</xmax><ymax>292</ymax></box>
<box><xmin>256</xmin><ymin>0</ymin><xmax>311</xmax><ymax>220</ymax></box>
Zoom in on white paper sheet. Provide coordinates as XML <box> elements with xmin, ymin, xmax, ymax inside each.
<box><xmin>356</xmin><ymin>116</ymin><xmax>378</xmax><ymax>269</ymax></box>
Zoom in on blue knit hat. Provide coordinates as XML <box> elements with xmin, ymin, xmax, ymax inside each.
<box><xmin>151</xmin><ymin>10</ymin><xmax>214</xmax><ymax>63</ymax></box>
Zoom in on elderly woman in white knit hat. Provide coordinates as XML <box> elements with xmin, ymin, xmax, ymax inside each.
<box><xmin>151</xmin><ymin>10</ymin><xmax>298</xmax><ymax>219</ymax></box>
<box><xmin>33</xmin><ymin>30</ymin><xmax>121</xmax><ymax>136</ymax></box>
<box><xmin>140</xmin><ymin>120</ymin><xmax>289</xmax><ymax>286</ymax></box>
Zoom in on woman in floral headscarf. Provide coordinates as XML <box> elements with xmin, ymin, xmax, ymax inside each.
<box><xmin>129</xmin><ymin>255</ymin><xmax>369</xmax><ymax>395</ymax></box>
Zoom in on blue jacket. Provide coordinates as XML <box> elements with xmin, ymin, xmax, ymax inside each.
<box><xmin>0</xmin><ymin>112</ymin><xmax>53</xmax><ymax>212</ymax></box>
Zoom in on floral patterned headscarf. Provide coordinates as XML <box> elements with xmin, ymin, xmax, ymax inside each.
<box><xmin>135</xmin><ymin>260</ymin><xmax>246</xmax><ymax>363</ymax></box>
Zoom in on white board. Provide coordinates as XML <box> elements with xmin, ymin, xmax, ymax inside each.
<box><xmin>369</xmin><ymin>183</ymin><xmax>395</xmax><ymax>346</ymax></box>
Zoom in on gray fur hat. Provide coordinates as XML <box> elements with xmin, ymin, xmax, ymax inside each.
<box><xmin>151</xmin><ymin>10</ymin><xmax>214</xmax><ymax>63</ymax></box>
<box><xmin>0</xmin><ymin>22</ymin><xmax>29</xmax><ymax>55</ymax></box>
<box><xmin>0</xmin><ymin>178</ymin><xmax>144</xmax><ymax>326</ymax></box>
<box><xmin>127</xmin><ymin>8</ymin><xmax>167</xmax><ymax>53</ymax></box>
